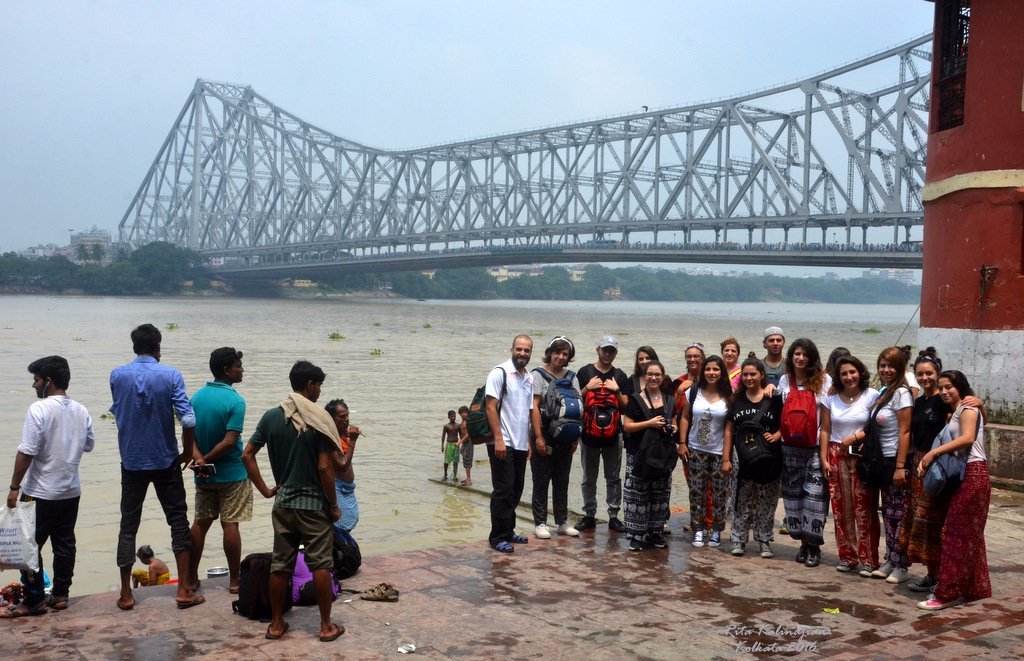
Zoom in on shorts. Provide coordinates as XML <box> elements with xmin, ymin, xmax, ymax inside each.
<box><xmin>194</xmin><ymin>479</ymin><xmax>253</xmax><ymax>523</ymax></box>
<box><xmin>444</xmin><ymin>442</ymin><xmax>460</xmax><ymax>464</ymax></box>
<box><xmin>460</xmin><ymin>442</ymin><xmax>474</xmax><ymax>468</ymax></box>
<box><xmin>270</xmin><ymin>507</ymin><xmax>334</xmax><ymax>573</ymax></box>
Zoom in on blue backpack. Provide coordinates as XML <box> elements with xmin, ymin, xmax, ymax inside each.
<box><xmin>536</xmin><ymin>368</ymin><xmax>583</xmax><ymax>447</ymax></box>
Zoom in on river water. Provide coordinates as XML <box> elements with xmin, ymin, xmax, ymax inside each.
<box><xmin>0</xmin><ymin>295</ymin><xmax>918</xmax><ymax>595</ymax></box>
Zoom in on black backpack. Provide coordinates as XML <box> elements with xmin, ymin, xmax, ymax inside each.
<box><xmin>232</xmin><ymin>552</ymin><xmax>292</xmax><ymax>621</ymax></box>
<box><xmin>332</xmin><ymin>528</ymin><xmax>361</xmax><ymax>581</ymax></box>
<box><xmin>734</xmin><ymin>396</ymin><xmax>783</xmax><ymax>484</ymax></box>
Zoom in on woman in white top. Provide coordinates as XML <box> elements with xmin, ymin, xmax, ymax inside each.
<box><xmin>863</xmin><ymin>347</ymin><xmax>914</xmax><ymax>584</ymax></box>
<box><xmin>916</xmin><ymin>370</ymin><xmax>990</xmax><ymax>611</ymax></box>
<box><xmin>819</xmin><ymin>355</ymin><xmax>880</xmax><ymax>574</ymax></box>
<box><xmin>677</xmin><ymin>355</ymin><xmax>732</xmax><ymax>549</ymax></box>
<box><xmin>777</xmin><ymin>338</ymin><xmax>832</xmax><ymax>568</ymax></box>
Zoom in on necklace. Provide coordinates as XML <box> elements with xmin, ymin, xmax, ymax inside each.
<box><xmin>840</xmin><ymin>390</ymin><xmax>860</xmax><ymax>404</ymax></box>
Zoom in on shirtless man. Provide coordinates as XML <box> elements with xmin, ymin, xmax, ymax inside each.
<box><xmin>326</xmin><ymin>399</ymin><xmax>361</xmax><ymax>534</ymax></box>
<box><xmin>456</xmin><ymin>406</ymin><xmax>473</xmax><ymax>486</ymax></box>
<box><xmin>441</xmin><ymin>410</ymin><xmax>461</xmax><ymax>483</ymax></box>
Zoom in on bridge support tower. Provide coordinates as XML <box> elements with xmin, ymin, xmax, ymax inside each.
<box><xmin>920</xmin><ymin>0</ymin><xmax>1024</xmax><ymax>421</ymax></box>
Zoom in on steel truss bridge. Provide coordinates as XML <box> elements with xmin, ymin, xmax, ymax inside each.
<box><xmin>119</xmin><ymin>35</ymin><xmax>931</xmax><ymax>280</ymax></box>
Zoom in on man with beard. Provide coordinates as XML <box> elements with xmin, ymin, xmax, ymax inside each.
<box><xmin>762</xmin><ymin>327</ymin><xmax>786</xmax><ymax>389</ymax></box>
<box><xmin>485</xmin><ymin>335</ymin><xmax>536</xmax><ymax>553</ymax></box>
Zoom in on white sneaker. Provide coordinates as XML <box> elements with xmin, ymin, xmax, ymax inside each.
<box><xmin>886</xmin><ymin>567</ymin><xmax>910</xmax><ymax>584</ymax></box>
<box><xmin>871</xmin><ymin>562</ymin><xmax>893</xmax><ymax>579</ymax></box>
<box><xmin>692</xmin><ymin>530</ymin><xmax>706</xmax><ymax>548</ymax></box>
<box><xmin>534</xmin><ymin>523</ymin><xmax>551</xmax><ymax>539</ymax></box>
<box><xmin>759</xmin><ymin>542</ymin><xmax>774</xmax><ymax>559</ymax></box>
<box><xmin>556</xmin><ymin>522</ymin><xmax>580</xmax><ymax>537</ymax></box>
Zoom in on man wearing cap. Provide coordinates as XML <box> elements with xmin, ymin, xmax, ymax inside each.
<box><xmin>575</xmin><ymin>336</ymin><xmax>629</xmax><ymax>533</ymax></box>
<box><xmin>762</xmin><ymin>327</ymin><xmax>786</xmax><ymax>389</ymax></box>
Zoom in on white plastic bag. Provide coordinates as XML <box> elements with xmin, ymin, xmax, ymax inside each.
<box><xmin>0</xmin><ymin>501</ymin><xmax>39</xmax><ymax>573</ymax></box>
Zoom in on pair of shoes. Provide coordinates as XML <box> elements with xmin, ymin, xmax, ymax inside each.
<box><xmin>731</xmin><ymin>543</ymin><xmax>745</xmax><ymax>556</ymax></box>
<box><xmin>360</xmin><ymin>583</ymin><xmax>400</xmax><ymax>602</ymax></box>
<box><xmin>576</xmin><ymin>516</ymin><xmax>597</xmax><ymax>531</ymax></box>
<box><xmin>908</xmin><ymin>576</ymin><xmax>938</xmax><ymax>593</ymax></box>
<box><xmin>804</xmin><ymin>547</ymin><xmax>821</xmax><ymax>568</ymax></box>
<box><xmin>692</xmin><ymin>530</ymin><xmax>706</xmax><ymax>548</ymax></box>
<box><xmin>647</xmin><ymin>533</ymin><xmax>667</xmax><ymax>549</ymax></box>
<box><xmin>491</xmin><ymin>541</ymin><xmax>514</xmax><ymax>554</ymax></box>
<box><xmin>608</xmin><ymin>517</ymin><xmax>626</xmax><ymax>533</ymax></box>
<box><xmin>556</xmin><ymin>522</ymin><xmax>580</xmax><ymax>537</ymax></box>
<box><xmin>836</xmin><ymin>561</ymin><xmax>858</xmax><ymax>573</ymax></box>
<box><xmin>795</xmin><ymin>544</ymin><xmax>808</xmax><ymax>564</ymax></box>
<box><xmin>871</xmin><ymin>562</ymin><xmax>894</xmax><ymax>579</ymax></box>
<box><xmin>708</xmin><ymin>532</ymin><xmax>721</xmax><ymax>548</ymax></box>
<box><xmin>859</xmin><ymin>566</ymin><xmax>877</xmax><ymax>578</ymax></box>
<box><xmin>534</xmin><ymin>524</ymin><xmax>552</xmax><ymax>539</ymax></box>
<box><xmin>917</xmin><ymin>594</ymin><xmax>960</xmax><ymax>611</ymax></box>
<box><xmin>886</xmin><ymin>567</ymin><xmax>911</xmax><ymax>584</ymax></box>
<box><xmin>510</xmin><ymin>533</ymin><xmax>529</xmax><ymax>544</ymax></box>
<box><xmin>628</xmin><ymin>537</ymin><xmax>645</xmax><ymax>552</ymax></box>
<box><xmin>759</xmin><ymin>542</ymin><xmax>774</xmax><ymax>559</ymax></box>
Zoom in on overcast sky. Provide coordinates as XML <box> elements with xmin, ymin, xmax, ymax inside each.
<box><xmin>0</xmin><ymin>1</ymin><xmax>935</xmax><ymax>258</ymax></box>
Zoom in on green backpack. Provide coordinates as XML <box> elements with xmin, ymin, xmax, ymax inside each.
<box><xmin>467</xmin><ymin>368</ymin><xmax>506</xmax><ymax>444</ymax></box>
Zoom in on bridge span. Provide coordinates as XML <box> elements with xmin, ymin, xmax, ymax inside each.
<box><xmin>120</xmin><ymin>35</ymin><xmax>931</xmax><ymax>279</ymax></box>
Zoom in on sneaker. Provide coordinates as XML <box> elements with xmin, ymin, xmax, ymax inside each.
<box><xmin>608</xmin><ymin>517</ymin><xmax>626</xmax><ymax>533</ymax></box>
<box><xmin>731</xmin><ymin>543</ymin><xmax>745</xmax><ymax>556</ymax></box>
<box><xmin>708</xmin><ymin>532</ymin><xmax>721</xmax><ymax>548</ymax></box>
<box><xmin>534</xmin><ymin>524</ymin><xmax>551</xmax><ymax>540</ymax></box>
<box><xmin>886</xmin><ymin>567</ymin><xmax>910</xmax><ymax>584</ymax></box>
<box><xmin>804</xmin><ymin>547</ymin><xmax>821</xmax><ymax>568</ymax></box>
<box><xmin>859</xmin><ymin>566</ymin><xmax>877</xmax><ymax>578</ymax></box>
<box><xmin>917</xmin><ymin>595</ymin><xmax>960</xmax><ymax>611</ymax></box>
<box><xmin>628</xmin><ymin>537</ymin><xmax>645</xmax><ymax>552</ymax></box>
<box><xmin>759</xmin><ymin>542</ymin><xmax>774</xmax><ymax>559</ymax></box>
<box><xmin>556</xmin><ymin>522</ymin><xmax>580</xmax><ymax>537</ymax></box>
<box><xmin>647</xmin><ymin>533</ymin><xmax>667</xmax><ymax>549</ymax></box>
<box><xmin>576</xmin><ymin>516</ymin><xmax>597</xmax><ymax>531</ymax></box>
<box><xmin>871</xmin><ymin>562</ymin><xmax>893</xmax><ymax>579</ymax></box>
<box><xmin>795</xmin><ymin>544</ymin><xmax>808</xmax><ymax>564</ymax></box>
<box><xmin>836</xmin><ymin>561</ymin><xmax>858</xmax><ymax>573</ymax></box>
<box><xmin>909</xmin><ymin>576</ymin><xmax>938</xmax><ymax>593</ymax></box>
<box><xmin>692</xmin><ymin>530</ymin><xmax>706</xmax><ymax>548</ymax></box>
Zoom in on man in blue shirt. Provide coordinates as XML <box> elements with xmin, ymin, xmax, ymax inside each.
<box><xmin>188</xmin><ymin>347</ymin><xmax>249</xmax><ymax>595</ymax></box>
<box><xmin>109</xmin><ymin>323</ymin><xmax>204</xmax><ymax>611</ymax></box>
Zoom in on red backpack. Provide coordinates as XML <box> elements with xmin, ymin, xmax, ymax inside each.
<box><xmin>583</xmin><ymin>387</ymin><xmax>621</xmax><ymax>445</ymax></box>
<box><xmin>780</xmin><ymin>389</ymin><xmax>819</xmax><ymax>447</ymax></box>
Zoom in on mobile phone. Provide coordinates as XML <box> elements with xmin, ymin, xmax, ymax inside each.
<box><xmin>848</xmin><ymin>445</ymin><xmax>863</xmax><ymax>457</ymax></box>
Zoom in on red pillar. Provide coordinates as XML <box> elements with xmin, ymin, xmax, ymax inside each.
<box><xmin>920</xmin><ymin>0</ymin><xmax>1024</xmax><ymax>421</ymax></box>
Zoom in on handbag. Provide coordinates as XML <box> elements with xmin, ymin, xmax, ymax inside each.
<box><xmin>922</xmin><ymin>413</ymin><xmax>973</xmax><ymax>498</ymax></box>
<box><xmin>855</xmin><ymin>407</ymin><xmax>895</xmax><ymax>488</ymax></box>
<box><xmin>0</xmin><ymin>501</ymin><xmax>39</xmax><ymax>573</ymax></box>
<box><xmin>633</xmin><ymin>392</ymin><xmax>678</xmax><ymax>481</ymax></box>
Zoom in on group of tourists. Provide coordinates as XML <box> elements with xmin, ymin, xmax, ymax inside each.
<box><xmin>481</xmin><ymin>329</ymin><xmax>992</xmax><ymax>612</ymax></box>
<box><xmin>3</xmin><ymin>324</ymin><xmax>358</xmax><ymax>642</ymax></box>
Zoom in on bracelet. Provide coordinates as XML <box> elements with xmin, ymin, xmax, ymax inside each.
<box><xmin>9</xmin><ymin>485</ymin><xmax>20</xmax><ymax>491</ymax></box>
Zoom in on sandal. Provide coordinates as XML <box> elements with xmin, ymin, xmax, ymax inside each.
<box><xmin>0</xmin><ymin>601</ymin><xmax>48</xmax><ymax>618</ymax></box>
<box><xmin>491</xmin><ymin>541</ymin><xmax>514</xmax><ymax>554</ymax></box>
<box><xmin>47</xmin><ymin>595</ymin><xmax>69</xmax><ymax>611</ymax></box>
<box><xmin>360</xmin><ymin>583</ymin><xmax>399</xmax><ymax>602</ymax></box>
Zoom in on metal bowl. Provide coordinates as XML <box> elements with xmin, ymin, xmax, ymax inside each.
<box><xmin>206</xmin><ymin>566</ymin><xmax>229</xmax><ymax>577</ymax></box>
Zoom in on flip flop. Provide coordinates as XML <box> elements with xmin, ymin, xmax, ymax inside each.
<box><xmin>319</xmin><ymin>623</ymin><xmax>345</xmax><ymax>642</ymax></box>
<box><xmin>176</xmin><ymin>594</ymin><xmax>206</xmax><ymax>609</ymax></box>
<box><xmin>265</xmin><ymin>622</ymin><xmax>289</xmax><ymax>640</ymax></box>
<box><xmin>0</xmin><ymin>602</ymin><xmax>48</xmax><ymax>618</ymax></box>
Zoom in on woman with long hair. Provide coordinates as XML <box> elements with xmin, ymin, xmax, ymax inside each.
<box><xmin>863</xmin><ymin>347</ymin><xmax>914</xmax><ymax>584</ymax></box>
<box><xmin>777</xmin><ymin>338</ymin><xmax>832</xmax><ymax>568</ymax></box>
<box><xmin>529</xmin><ymin>336</ymin><xmax>582</xmax><ymax>539</ymax></box>
<box><xmin>819</xmin><ymin>356</ymin><xmax>880</xmax><ymax>574</ymax></box>
<box><xmin>916</xmin><ymin>371</ymin><xmax>990</xmax><ymax>610</ymax></box>
<box><xmin>629</xmin><ymin>346</ymin><xmax>667</xmax><ymax>397</ymax></box>
<box><xmin>678</xmin><ymin>355</ymin><xmax>733</xmax><ymax>548</ymax></box>
<box><xmin>721</xmin><ymin>337</ymin><xmax>742</xmax><ymax>391</ymax></box>
<box><xmin>723</xmin><ymin>357</ymin><xmax>783</xmax><ymax>558</ymax></box>
<box><xmin>621</xmin><ymin>359</ymin><xmax>676</xmax><ymax>551</ymax></box>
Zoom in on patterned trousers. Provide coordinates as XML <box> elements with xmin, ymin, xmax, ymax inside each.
<box><xmin>781</xmin><ymin>445</ymin><xmax>829</xmax><ymax>548</ymax></box>
<box><xmin>827</xmin><ymin>442</ymin><xmax>879</xmax><ymax>568</ymax></box>
<box><xmin>904</xmin><ymin>466</ymin><xmax>950</xmax><ymax>575</ymax></box>
<box><xmin>935</xmin><ymin>461</ymin><xmax>992</xmax><ymax>603</ymax></box>
<box><xmin>731</xmin><ymin>478</ymin><xmax>780</xmax><ymax>544</ymax></box>
<box><xmin>881</xmin><ymin>461</ymin><xmax>909</xmax><ymax>569</ymax></box>
<box><xmin>687</xmin><ymin>450</ymin><xmax>729</xmax><ymax>532</ymax></box>
<box><xmin>622</xmin><ymin>452</ymin><xmax>672</xmax><ymax>540</ymax></box>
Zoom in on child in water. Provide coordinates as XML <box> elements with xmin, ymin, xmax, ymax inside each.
<box><xmin>441</xmin><ymin>409</ymin><xmax>461</xmax><ymax>482</ymax></box>
<box><xmin>131</xmin><ymin>545</ymin><xmax>171</xmax><ymax>587</ymax></box>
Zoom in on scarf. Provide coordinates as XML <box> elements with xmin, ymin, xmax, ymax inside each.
<box><xmin>280</xmin><ymin>392</ymin><xmax>342</xmax><ymax>450</ymax></box>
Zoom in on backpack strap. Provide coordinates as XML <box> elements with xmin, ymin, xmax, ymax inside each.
<box><xmin>751</xmin><ymin>395</ymin><xmax>772</xmax><ymax>427</ymax></box>
<box><xmin>686</xmin><ymin>385</ymin><xmax>699</xmax><ymax>427</ymax></box>
<box><xmin>489</xmin><ymin>366</ymin><xmax>509</xmax><ymax>417</ymax></box>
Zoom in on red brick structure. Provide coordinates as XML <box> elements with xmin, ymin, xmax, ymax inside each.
<box><xmin>921</xmin><ymin>0</ymin><xmax>1024</xmax><ymax>420</ymax></box>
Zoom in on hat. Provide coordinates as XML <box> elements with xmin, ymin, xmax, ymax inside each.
<box><xmin>597</xmin><ymin>336</ymin><xmax>619</xmax><ymax>350</ymax></box>
<box><xmin>763</xmin><ymin>326</ymin><xmax>785</xmax><ymax>340</ymax></box>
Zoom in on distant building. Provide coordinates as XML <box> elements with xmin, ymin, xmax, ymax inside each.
<box><xmin>70</xmin><ymin>227</ymin><xmax>112</xmax><ymax>265</ymax></box>
<box><xmin>487</xmin><ymin>265</ymin><xmax>542</xmax><ymax>282</ymax></box>
<box><xmin>20</xmin><ymin>244</ymin><xmax>61</xmax><ymax>259</ymax></box>
<box><xmin>862</xmin><ymin>268</ymin><xmax>915</xmax><ymax>284</ymax></box>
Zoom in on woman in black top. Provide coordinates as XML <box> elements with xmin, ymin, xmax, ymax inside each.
<box><xmin>621</xmin><ymin>360</ymin><xmax>676</xmax><ymax>552</ymax></box>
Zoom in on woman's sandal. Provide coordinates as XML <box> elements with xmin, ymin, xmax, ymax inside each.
<box><xmin>0</xmin><ymin>601</ymin><xmax>48</xmax><ymax>618</ymax></box>
<box><xmin>360</xmin><ymin>583</ymin><xmax>399</xmax><ymax>602</ymax></box>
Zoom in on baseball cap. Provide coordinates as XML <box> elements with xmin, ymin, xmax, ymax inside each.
<box><xmin>597</xmin><ymin>336</ymin><xmax>619</xmax><ymax>350</ymax></box>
